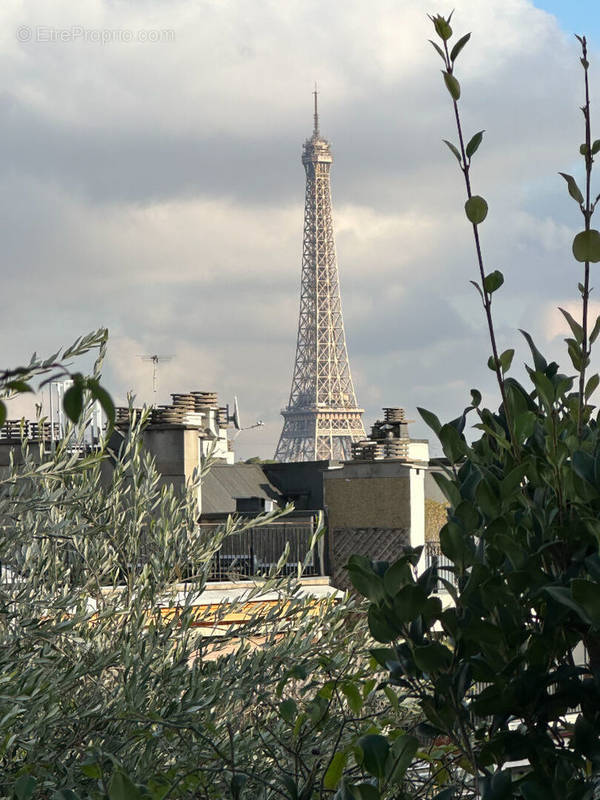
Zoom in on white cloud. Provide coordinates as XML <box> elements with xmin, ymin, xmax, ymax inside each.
<box><xmin>0</xmin><ymin>0</ymin><xmax>594</xmax><ymax>459</ymax></box>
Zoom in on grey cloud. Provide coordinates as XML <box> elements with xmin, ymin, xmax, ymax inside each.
<box><xmin>1</xmin><ymin>0</ymin><xmax>596</xmax><ymax>461</ymax></box>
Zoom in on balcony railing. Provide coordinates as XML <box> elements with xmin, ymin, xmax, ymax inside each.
<box><xmin>200</xmin><ymin>522</ymin><xmax>322</xmax><ymax>581</ymax></box>
<box><xmin>0</xmin><ymin>522</ymin><xmax>322</xmax><ymax>590</ymax></box>
<box><xmin>424</xmin><ymin>541</ymin><xmax>457</xmax><ymax>592</ymax></box>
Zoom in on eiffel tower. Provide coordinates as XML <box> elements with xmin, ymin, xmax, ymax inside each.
<box><xmin>275</xmin><ymin>91</ymin><xmax>365</xmax><ymax>462</ymax></box>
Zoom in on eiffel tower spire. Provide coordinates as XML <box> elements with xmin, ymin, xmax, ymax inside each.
<box><xmin>275</xmin><ymin>94</ymin><xmax>365</xmax><ymax>462</ymax></box>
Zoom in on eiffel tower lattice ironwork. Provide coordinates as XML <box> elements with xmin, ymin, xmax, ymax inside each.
<box><xmin>275</xmin><ymin>91</ymin><xmax>365</xmax><ymax>462</ymax></box>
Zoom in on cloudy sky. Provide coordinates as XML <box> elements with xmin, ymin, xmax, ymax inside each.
<box><xmin>3</xmin><ymin>0</ymin><xmax>600</xmax><ymax>459</ymax></box>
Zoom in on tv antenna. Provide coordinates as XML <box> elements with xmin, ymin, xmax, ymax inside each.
<box><xmin>138</xmin><ymin>354</ymin><xmax>174</xmax><ymax>396</ymax></box>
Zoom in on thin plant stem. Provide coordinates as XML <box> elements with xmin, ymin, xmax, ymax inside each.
<box><xmin>441</xmin><ymin>38</ymin><xmax>517</xmax><ymax>455</ymax></box>
<box><xmin>578</xmin><ymin>35</ymin><xmax>592</xmax><ymax>438</ymax></box>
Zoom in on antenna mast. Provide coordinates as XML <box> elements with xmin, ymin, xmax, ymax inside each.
<box><xmin>138</xmin><ymin>354</ymin><xmax>174</xmax><ymax>397</ymax></box>
<box><xmin>313</xmin><ymin>82</ymin><xmax>319</xmax><ymax>136</ymax></box>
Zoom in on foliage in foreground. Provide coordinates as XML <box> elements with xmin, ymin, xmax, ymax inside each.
<box><xmin>0</xmin><ymin>328</ymin><xmax>115</xmax><ymax>430</ymax></box>
<box><xmin>0</xmin><ymin>341</ymin><xmax>420</xmax><ymax>799</ymax></box>
<box><xmin>338</xmin><ymin>15</ymin><xmax>600</xmax><ymax>800</ymax></box>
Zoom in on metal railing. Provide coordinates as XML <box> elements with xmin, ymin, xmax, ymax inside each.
<box><xmin>0</xmin><ymin>420</ymin><xmax>61</xmax><ymax>441</ymax></box>
<box><xmin>0</xmin><ymin>522</ymin><xmax>322</xmax><ymax>589</ymax></box>
<box><xmin>200</xmin><ymin>523</ymin><xmax>321</xmax><ymax>581</ymax></box>
<box><xmin>424</xmin><ymin>541</ymin><xmax>458</xmax><ymax>592</ymax></box>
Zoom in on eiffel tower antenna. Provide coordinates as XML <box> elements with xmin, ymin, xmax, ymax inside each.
<box><xmin>275</xmin><ymin>92</ymin><xmax>365</xmax><ymax>462</ymax></box>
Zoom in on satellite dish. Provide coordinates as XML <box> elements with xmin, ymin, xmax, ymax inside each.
<box><xmin>227</xmin><ymin>397</ymin><xmax>262</xmax><ymax>438</ymax></box>
<box><xmin>233</xmin><ymin>396</ymin><xmax>241</xmax><ymax>431</ymax></box>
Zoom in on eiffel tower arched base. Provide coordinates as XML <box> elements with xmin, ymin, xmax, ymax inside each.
<box><xmin>275</xmin><ymin>408</ymin><xmax>365</xmax><ymax>462</ymax></box>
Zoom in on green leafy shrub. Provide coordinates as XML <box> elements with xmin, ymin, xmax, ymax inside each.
<box><xmin>343</xmin><ymin>15</ymin><xmax>600</xmax><ymax>800</ymax></box>
<box><xmin>0</xmin><ymin>342</ymin><xmax>417</xmax><ymax>799</ymax></box>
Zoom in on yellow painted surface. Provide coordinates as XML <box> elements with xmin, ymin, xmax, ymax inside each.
<box><xmin>425</xmin><ymin>497</ymin><xmax>448</xmax><ymax>542</ymax></box>
<box><xmin>325</xmin><ymin>476</ymin><xmax>411</xmax><ymax>530</ymax></box>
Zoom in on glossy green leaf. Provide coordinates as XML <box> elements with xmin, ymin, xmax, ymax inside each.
<box><xmin>81</xmin><ymin>762</ymin><xmax>102</xmax><ymax>779</ymax></box>
<box><xmin>520</xmin><ymin>329</ymin><xmax>548</xmax><ymax>372</ymax></box>
<box><xmin>453</xmin><ymin>500</ymin><xmax>480</xmax><ymax>530</ymax></box>
<box><xmin>0</xmin><ymin>401</ymin><xmax>6</xmax><ymax>428</ymax></box>
<box><xmin>559</xmin><ymin>172</ymin><xmax>584</xmax><ymax>204</ymax></box>
<box><xmin>323</xmin><ymin>750</ymin><xmax>348</xmax><ymax>790</ymax></box>
<box><xmin>356</xmin><ymin>734</ymin><xmax>389</xmax><ymax>779</ymax></box>
<box><xmin>470</xmin><ymin>280</ymin><xmax>484</xmax><ymax>301</ymax></box>
<box><xmin>566</xmin><ymin>337</ymin><xmax>583</xmax><ymax>371</ymax></box>
<box><xmin>573</xmin><ymin>450</ymin><xmax>595</xmax><ymax>484</ymax></box>
<box><xmin>483</xmin><ymin>270</ymin><xmax>503</xmax><ymax>294</ymax></box>
<box><xmin>443</xmin><ymin>139</ymin><xmax>462</xmax><ymax>163</ymax></box>
<box><xmin>465</xmin><ymin>195</ymin><xmax>488</xmax><ymax>224</ymax></box>
<box><xmin>347</xmin><ymin>784</ymin><xmax>380</xmax><ymax>800</ymax></box>
<box><xmin>572</xmin><ymin>579</ymin><xmax>600</xmax><ymax>625</ymax></box>
<box><xmin>432</xmin><ymin>472</ymin><xmax>461</xmax><ymax>507</ymax></box>
<box><xmin>63</xmin><ymin>384</ymin><xmax>84</xmax><ymax>424</ymax></box>
<box><xmin>519</xmin><ymin>779</ymin><xmax>548</xmax><ymax>800</ymax></box>
<box><xmin>432</xmin><ymin>789</ymin><xmax>458</xmax><ymax>800</ymax></box>
<box><xmin>279</xmin><ymin>698</ymin><xmax>297</xmax><ymax>723</ymax></box>
<box><xmin>498</xmin><ymin>348</ymin><xmax>514</xmax><ymax>373</ymax></box>
<box><xmin>418</xmin><ymin>407</ymin><xmax>442</xmax><ymax>435</ymax></box>
<box><xmin>499</xmin><ymin>463</ymin><xmax>527</xmax><ymax>499</ymax></box>
<box><xmin>585</xmin><ymin>373</ymin><xmax>599</xmax><ymax>399</ymax></box>
<box><xmin>573</xmin><ymin>229</ymin><xmax>600</xmax><ymax>263</ymax></box>
<box><xmin>544</xmin><ymin>586</ymin><xmax>591</xmax><ymax>624</ymax></box>
<box><xmin>413</xmin><ymin>643</ymin><xmax>452</xmax><ymax>672</ymax></box>
<box><xmin>593</xmin><ymin>139</ymin><xmax>600</xmax><ymax>155</ymax></box>
<box><xmin>368</xmin><ymin>605</ymin><xmax>401</xmax><ymax>643</ymax></box>
<box><xmin>341</xmin><ymin>682</ymin><xmax>363</xmax><ymax>715</ymax></box>
<box><xmin>559</xmin><ymin>307</ymin><xmax>584</xmax><ymax>344</ymax></box>
<box><xmin>88</xmin><ymin>378</ymin><xmax>116</xmax><ymax>426</ymax></box>
<box><xmin>470</xmin><ymin>389</ymin><xmax>482</xmax><ymax>407</ymax></box>
<box><xmin>382</xmin><ymin>684</ymin><xmax>399</xmax><ymax>711</ymax></box>
<box><xmin>574</xmin><ymin>714</ymin><xmax>600</xmax><ymax>762</ymax></box>
<box><xmin>14</xmin><ymin>777</ymin><xmax>37</xmax><ymax>800</ymax></box>
<box><xmin>388</xmin><ymin>735</ymin><xmax>419</xmax><ymax>784</ymax></box>
<box><xmin>346</xmin><ymin>555</ymin><xmax>386</xmax><ymax>603</ymax></box>
<box><xmin>281</xmin><ymin>775</ymin><xmax>298</xmax><ymax>800</ymax></box>
<box><xmin>450</xmin><ymin>32</ymin><xmax>471</xmax><ymax>62</ymax></box>
<box><xmin>429</xmin><ymin>40</ymin><xmax>446</xmax><ymax>62</ymax></box>
<box><xmin>383</xmin><ymin>558</ymin><xmax>413</xmax><ymax>596</ymax></box>
<box><xmin>476</xmin><ymin>479</ymin><xmax>500</xmax><ymax>519</ymax></box>
<box><xmin>482</xmin><ymin>769</ymin><xmax>512</xmax><ymax>800</ymax></box>
<box><xmin>530</xmin><ymin>371</ymin><xmax>555</xmax><ymax>408</ymax></box>
<box><xmin>443</xmin><ymin>71</ymin><xmax>461</xmax><ymax>101</ymax></box>
<box><xmin>466</xmin><ymin>129</ymin><xmax>484</xmax><ymax>158</ymax></box>
<box><xmin>108</xmin><ymin>773</ymin><xmax>143</xmax><ymax>800</ymax></box>
<box><xmin>439</xmin><ymin>424</ymin><xmax>468</xmax><ymax>463</ymax></box>
<box><xmin>590</xmin><ymin>314</ymin><xmax>600</xmax><ymax>344</ymax></box>
<box><xmin>231</xmin><ymin>774</ymin><xmax>247</xmax><ymax>800</ymax></box>
<box><xmin>6</xmin><ymin>380</ymin><xmax>33</xmax><ymax>393</ymax></box>
<box><xmin>392</xmin><ymin>584</ymin><xmax>429</xmax><ymax>623</ymax></box>
<box><xmin>369</xmin><ymin>648</ymin><xmax>396</xmax><ymax>668</ymax></box>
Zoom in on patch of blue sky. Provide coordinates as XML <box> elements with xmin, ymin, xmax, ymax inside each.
<box><xmin>533</xmin><ymin>1</ymin><xmax>600</xmax><ymax>43</ymax></box>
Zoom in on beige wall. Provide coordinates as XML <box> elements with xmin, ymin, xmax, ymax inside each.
<box><xmin>325</xmin><ymin>475</ymin><xmax>411</xmax><ymax>531</ymax></box>
<box><xmin>323</xmin><ymin>462</ymin><xmax>417</xmax><ymax>588</ymax></box>
<box><xmin>142</xmin><ymin>426</ymin><xmax>201</xmax><ymax>483</ymax></box>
